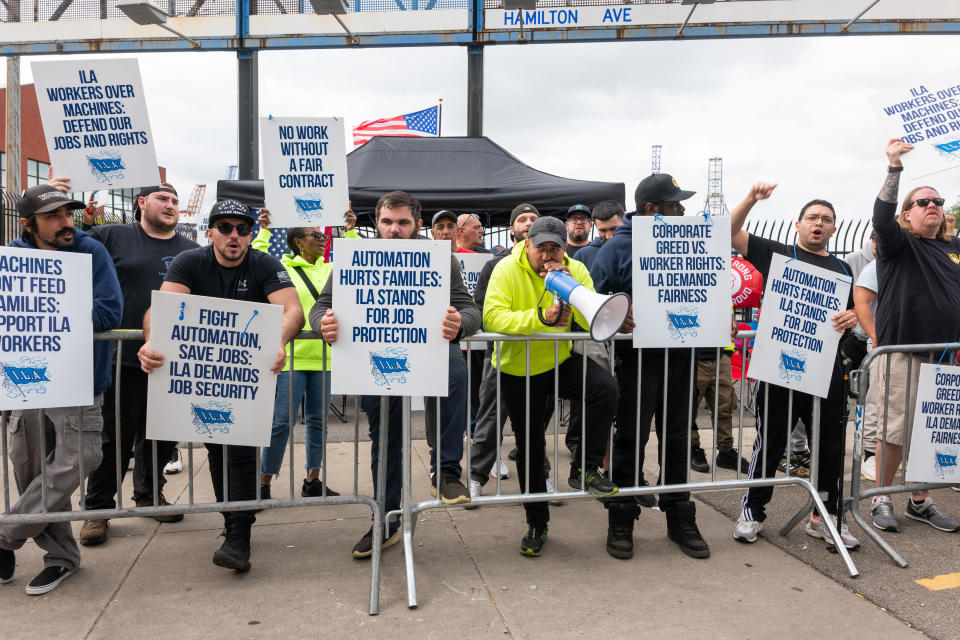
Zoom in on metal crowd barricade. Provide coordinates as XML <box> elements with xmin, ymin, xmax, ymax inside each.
<box><xmin>0</xmin><ymin>330</ymin><xmax>387</xmax><ymax>615</ymax></box>
<box><xmin>846</xmin><ymin>342</ymin><xmax>960</xmax><ymax>568</ymax></box>
<box><xmin>393</xmin><ymin>329</ymin><xmax>858</xmax><ymax>609</ymax></box>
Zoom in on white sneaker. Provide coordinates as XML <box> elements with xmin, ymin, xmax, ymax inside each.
<box><xmin>734</xmin><ymin>516</ymin><xmax>762</xmax><ymax>543</ymax></box>
<box><xmin>491</xmin><ymin>457</ymin><xmax>510</xmax><ymax>480</ymax></box>
<box><xmin>469</xmin><ymin>480</ymin><xmax>482</xmax><ymax>500</ymax></box>
<box><xmin>860</xmin><ymin>455</ymin><xmax>876</xmax><ymax>482</ymax></box>
<box><xmin>163</xmin><ymin>449</ymin><xmax>183</xmax><ymax>475</ymax></box>
<box><xmin>805</xmin><ymin>513</ymin><xmax>861</xmax><ymax>550</ymax></box>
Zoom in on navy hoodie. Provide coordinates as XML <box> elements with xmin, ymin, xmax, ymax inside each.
<box><xmin>590</xmin><ymin>212</ymin><xmax>635</xmax><ymax>298</ymax></box>
<box><xmin>9</xmin><ymin>229</ymin><xmax>123</xmax><ymax>396</ymax></box>
<box><xmin>570</xmin><ymin>236</ymin><xmax>605</xmax><ymax>271</ymax></box>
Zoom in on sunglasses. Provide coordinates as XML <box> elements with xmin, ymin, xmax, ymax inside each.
<box><xmin>306</xmin><ymin>231</ymin><xmax>327</xmax><ymax>241</ymax></box>
<box><xmin>911</xmin><ymin>197</ymin><xmax>945</xmax><ymax>208</ymax></box>
<box><xmin>214</xmin><ymin>222</ymin><xmax>252</xmax><ymax>237</ymax></box>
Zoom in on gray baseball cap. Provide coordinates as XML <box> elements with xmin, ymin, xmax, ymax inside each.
<box><xmin>527</xmin><ymin>216</ymin><xmax>567</xmax><ymax>247</ymax></box>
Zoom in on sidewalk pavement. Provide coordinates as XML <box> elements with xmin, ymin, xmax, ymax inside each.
<box><xmin>0</xmin><ymin>437</ymin><xmax>922</xmax><ymax>640</ymax></box>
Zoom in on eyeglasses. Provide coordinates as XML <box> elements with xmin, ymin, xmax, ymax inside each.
<box><xmin>567</xmin><ymin>217</ymin><xmax>590</xmax><ymax>225</ymax></box>
<box><xmin>911</xmin><ymin>197</ymin><xmax>945</xmax><ymax>208</ymax></box>
<box><xmin>213</xmin><ymin>222</ymin><xmax>252</xmax><ymax>237</ymax></box>
<box><xmin>800</xmin><ymin>214</ymin><xmax>835</xmax><ymax>226</ymax></box>
<box><xmin>306</xmin><ymin>231</ymin><xmax>327</xmax><ymax>241</ymax></box>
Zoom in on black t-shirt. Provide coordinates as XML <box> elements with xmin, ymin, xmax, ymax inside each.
<box><xmin>164</xmin><ymin>245</ymin><xmax>293</xmax><ymax>303</ymax></box>
<box><xmin>873</xmin><ymin>198</ymin><xmax>960</xmax><ymax>346</ymax></box>
<box><xmin>88</xmin><ymin>223</ymin><xmax>198</xmax><ymax>368</ymax></box>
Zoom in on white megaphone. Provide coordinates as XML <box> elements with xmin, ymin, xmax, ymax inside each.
<box><xmin>537</xmin><ymin>270</ymin><xmax>631</xmax><ymax>342</ymax></box>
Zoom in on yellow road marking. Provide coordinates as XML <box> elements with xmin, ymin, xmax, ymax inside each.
<box><xmin>915</xmin><ymin>572</ymin><xmax>960</xmax><ymax>591</ymax></box>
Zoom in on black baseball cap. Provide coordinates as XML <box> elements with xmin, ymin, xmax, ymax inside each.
<box><xmin>634</xmin><ymin>173</ymin><xmax>695</xmax><ymax>210</ymax></box>
<box><xmin>566</xmin><ymin>204</ymin><xmax>591</xmax><ymax>219</ymax></box>
<box><xmin>431</xmin><ymin>209</ymin><xmax>458</xmax><ymax>226</ymax></box>
<box><xmin>510</xmin><ymin>203</ymin><xmax>540</xmax><ymax>226</ymax></box>
<box><xmin>133</xmin><ymin>185</ymin><xmax>179</xmax><ymax>221</ymax></box>
<box><xmin>527</xmin><ymin>216</ymin><xmax>567</xmax><ymax>247</ymax></box>
<box><xmin>17</xmin><ymin>185</ymin><xmax>84</xmax><ymax>218</ymax></box>
<box><xmin>208</xmin><ymin>199</ymin><xmax>255</xmax><ymax>226</ymax></box>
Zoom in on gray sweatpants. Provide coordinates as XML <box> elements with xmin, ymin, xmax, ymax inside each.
<box><xmin>0</xmin><ymin>396</ymin><xmax>104</xmax><ymax>571</ymax></box>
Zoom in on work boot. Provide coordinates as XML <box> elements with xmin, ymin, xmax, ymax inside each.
<box><xmin>212</xmin><ymin>530</ymin><xmax>251</xmax><ymax>572</ymax></box>
<box><xmin>664</xmin><ymin>501</ymin><xmax>710</xmax><ymax>559</ymax></box>
<box><xmin>605</xmin><ymin>502</ymin><xmax>639</xmax><ymax>560</ymax></box>
<box><xmin>79</xmin><ymin>519</ymin><xmax>109</xmax><ymax>546</ymax></box>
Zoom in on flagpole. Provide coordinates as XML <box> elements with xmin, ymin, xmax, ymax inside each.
<box><xmin>438</xmin><ymin>98</ymin><xmax>443</xmax><ymax>137</ymax></box>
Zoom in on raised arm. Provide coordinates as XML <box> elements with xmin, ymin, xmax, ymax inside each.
<box><xmin>730</xmin><ymin>182</ymin><xmax>777</xmax><ymax>256</ymax></box>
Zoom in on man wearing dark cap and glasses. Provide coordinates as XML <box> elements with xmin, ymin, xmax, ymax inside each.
<box><xmin>483</xmin><ymin>216</ymin><xmax>621</xmax><ymax>557</ymax></box>
<box><xmin>564</xmin><ymin>204</ymin><xmax>593</xmax><ymax>258</ymax></box>
<box><xmin>0</xmin><ymin>185</ymin><xmax>122</xmax><ymax>595</ymax></box>
<box><xmin>591</xmin><ymin>172</ymin><xmax>712</xmax><ymax>562</ymax></box>
<box><xmin>137</xmin><ymin>199</ymin><xmax>304</xmax><ymax>572</ymax></box>
<box><xmin>44</xmin><ymin>179</ymin><xmax>201</xmax><ymax>548</ymax></box>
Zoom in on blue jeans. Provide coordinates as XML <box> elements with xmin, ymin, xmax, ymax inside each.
<box><xmin>260</xmin><ymin>370</ymin><xmax>332</xmax><ymax>476</ymax></box>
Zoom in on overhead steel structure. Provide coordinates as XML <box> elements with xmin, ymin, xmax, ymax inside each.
<box><xmin>1</xmin><ymin>0</ymin><xmax>957</xmax><ymax>180</ymax></box>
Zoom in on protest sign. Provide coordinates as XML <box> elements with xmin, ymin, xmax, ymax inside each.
<box><xmin>31</xmin><ymin>58</ymin><xmax>160</xmax><ymax>192</ymax></box>
<box><xmin>907</xmin><ymin>363</ymin><xmax>960</xmax><ymax>484</ymax></box>
<box><xmin>331</xmin><ymin>238</ymin><xmax>450</xmax><ymax>396</ymax></box>
<box><xmin>631</xmin><ymin>215</ymin><xmax>731</xmax><ymax>348</ymax></box>
<box><xmin>260</xmin><ymin>117</ymin><xmax>349</xmax><ymax>228</ymax></box>
<box><xmin>0</xmin><ymin>247</ymin><xmax>92</xmax><ymax>409</ymax></box>
<box><xmin>748</xmin><ymin>254</ymin><xmax>851</xmax><ymax>398</ymax></box>
<box><xmin>145</xmin><ymin>291</ymin><xmax>282</xmax><ymax>447</ymax></box>
<box><xmin>458</xmin><ymin>253</ymin><xmax>494</xmax><ymax>298</ymax></box>
<box><xmin>870</xmin><ymin>79</ymin><xmax>960</xmax><ymax>179</ymax></box>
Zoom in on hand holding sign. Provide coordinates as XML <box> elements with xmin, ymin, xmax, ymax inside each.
<box><xmin>886</xmin><ymin>137</ymin><xmax>914</xmax><ymax>166</ymax></box>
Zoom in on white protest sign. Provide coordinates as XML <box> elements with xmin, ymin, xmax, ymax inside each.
<box><xmin>31</xmin><ymin>58</ymin><xmax>160</xmax><ymax>192</ymax></box>
<box><xmin>870</xmin><ymin>79</ymin><xmax>960</xmax><ymax>179</ymax></box>
<box><xmin>748</xmin><ymin>254</ymin><xmax>851</xmax><ymax>398</ymax></box>
<box><xmin>907</xmin><ymin>363</ymin><xmax>960</xmax><ymax>484</ymax></box>
<box><xmin>260</xmin><ymin>117</ymin><xmax>349</xmax><ymax>228</ymax></box>
<box><xmin>631</xmin><ymin>215</ymin><xmax>731</xmax><ymax>348</ymax></box>
<box><xmin>458</xmin><ymin>252</ymin><xmax>494</xmax><ymax>351</ymax></box>
<box><xmin>332</xmin><ymin>238</ymin><xmax>450</xmax><ymax>397</ymax></box>
<box><xmin>0</xmin><ymin>247</ymin><xmax>92</xmax><ymax>409</ymax></box>
<box><xmin>458</xmin><ymin>252</ymin><xmax>495</xmax><ymax>298</ymax></box>
<box><xmin>145</xmin><ymin>291</ymin><xmax>282</xmax><ymax>447</ymax></box>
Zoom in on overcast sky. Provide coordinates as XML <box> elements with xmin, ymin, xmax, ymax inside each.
<box><xmin>11</xmin><ymin>32</ymin><xmax>959</xmax><ymax>224</ymax></box>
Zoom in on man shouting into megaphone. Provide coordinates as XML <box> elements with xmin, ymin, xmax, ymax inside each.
<box><xmin>483</xmin><ymin>216</ymin><xmax>630</xmax><ymax>558</ymax></box>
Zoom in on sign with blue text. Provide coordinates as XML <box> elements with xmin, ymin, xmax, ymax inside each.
<box><xmin>870</xmin><ymin>79</ymin><xmax>960</xmax><ymax>179</ymax></box>
<box><xmin>145</xmin><ymin>291</ymin><xmax>282</xmax><ymax>446</ymax></box>
<box><xmin>631</xmin><ymin>215</ymin><xmax>731</xmax><ymax>348</ymax></box>
<box><xmin>260</xmin><ymin>117</ymin><xmax>349</xmax><ymax>228</ymax></box>
<box><xmin>31</xmin><ymin>58</ymin><xmax>160</xmax><ymax>192</ymax></box>
<box><xmin>458</xmin><ymin>252</ymin><xmax>494</xmax><ymax>351</ymax></box>
<box><xmin>908</xmin><ymin>363</ymin><xmax>960</xmax><ymax>483</ymax></box>
<box><xmin>748</xmin><ymin>254</ymin><xmax>851</xmax><ymax>398</ymax></box>
<box><xmin>331</xmin><ymin>238</ymin><xmax>450</xmax><ymax>396</ymax></box>
<box><xmin>0</xmin><ymin>247</ymin><xmax>92</xmax><ymax>410</ymax></box>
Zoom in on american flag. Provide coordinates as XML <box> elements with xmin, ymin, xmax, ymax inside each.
<box><xmin>253</xmin><ymin>223</ymin><xmax>290</xmax><ymax>262</ymax></box>
<box><xmin>352</xmin><ymin>106</ymin><xmax>439</xmax><ymax>146</ymax></box>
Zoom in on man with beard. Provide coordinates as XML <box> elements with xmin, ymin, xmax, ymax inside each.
<box><xmin>137</xmin><ymin>199</ymin><xmax>303</xmax><ymax>572</ymax></box>
<box><xmin>45</xmin><ymin>182</ymin><xmax>199</xmax><ymax>547</ymax></box>
<box><xmin>568</xmin><ymin>201</ymin><xmax>624</xmax><ymax>271</ymax></box>
<box><xmin>730</xmin><ymin>184</ymin><xmax>861</xmax><ymax>551</ymax></box>
<box><xmin>0</xmin><ymin>186</ymin><xmax>122</xmax><ymax>594</ymax></box>
<box><xmin>311</xmin><ymin>191</ymin><xmax>481</xmax><ymax>557</ymax></box>
<box><xmin>468</xmin><ymin>203</ymin><xmax>547</xmax><ymax>500</ymax></box>
<box><xmin>564</xmin><ymin>204</ymin><xmax>593</xmax><ymax>258</ymax></box>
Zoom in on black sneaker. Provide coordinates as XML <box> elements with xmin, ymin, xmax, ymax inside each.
<box><xmin>259</xmin><ymin>483</ymin><xmax>271</xmax><ymax>500</ymax></box>
<box><xmin>508</xmin><ymin>447</ymin><xmax>518</xmax><ymax>461</ymax></box>
<box><xmin>520</xmin><ymin>525</ymin><xmax>548</xmax><ymax>557</ymax></box>
<box><xmin>606</xmin><ymin>503</ymin><xmax>638</xmax><ymax>559</ymax></box>
<box><xmin>569</xmin><ymin>466</ymin><xmax>618</xmax><ymax>497</ymax></box>
<box><xmin>352</xmin><ymin>526</ymin><xmax>401</xmax><ymax>559</ymax></box>
<box><xmin>429</xmin><ymin>473</ymin><xmax>471</xmax><ymax>505</ymax></box>
<box><xmin>25</xmin><ymin>565</ymin><xmax>74</xmax><ymax>595</ymax></box>
<box><xmin>0</xmin><ymin>548</ymin><xmax>14</xmax><ymax>584</ymax></box>
<box><xmin>665</xmin><ymin>502</ymin><xmax>710</xmax><ymax>559</ymax></box>
<box><xmin>634</xmin><ymin>476</ymin><xmax>656</xmax><ymax>508</ymax></box>
<box><xmin>715</xmin><ymin>448</ymin><xmax>750</xmax><ymax>473</ymax></box>
<box><xmin>301</xmin><ymin>478</ymin><xmax>340</xmax><ymax>497</ymax></box>
<box><xmin>212</xmin><ymin>532</ymin><xmax>251</xmax><ymax>572</ymax></box>
<box><xmin>690</xmin><ymin>446</ymin><xmax>710</xmax><ymax>473</ymax></box>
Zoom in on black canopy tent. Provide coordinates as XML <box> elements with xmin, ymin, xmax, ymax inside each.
<box><xmin>215</xmin><ymin>136</ymin><xmax>624</xmax><ymax>227</ymax></box>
